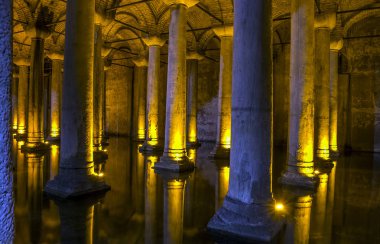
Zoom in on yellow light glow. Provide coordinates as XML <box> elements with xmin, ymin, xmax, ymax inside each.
<box><xmin>17</xmin><ymin>129</ymin><xmax>26</xmax><ymax>135</ymax></box>
<box><xmin>221</xmin><ymin>132</ymin><xmax>231</xmax><ymax>149</ymax></box>
<box><xmin>275</xmin><ymin>203</ymin><xmax>285</xmax><ymax>211</ymax></box>
<box><xmin>174</xmin><ymin>153</ymin><xmax>181</xmax><ymax>161</ymax></box>
<box><xmin>12</xmin><ymin>125</ymin><xmax>18</xmax><ymax>130</ymax></box>
<box><xmin>93</xmin><ymin>172</ymin><xmax>104</xmax><ymax>177</ymax></box>
<box><xmin>314</xmin><ymin>170</ymin><xmax>320</xmax><ymax>175</ymax></box>
<box><xmin>44</xmin><ymin>141</ymin><xmax>49</xmax><ymax>144</ymax></box>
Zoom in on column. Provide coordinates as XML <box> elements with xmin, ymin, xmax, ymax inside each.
<box><xmin>22</xmin><ymin>26</ymin><xmax>49</xmax><ymax>151</ymax></box>
<box><xmin>93</xmin><ymin>23</ymin><xmax>111</xmax><ymax>151</ymax></box>
<box><xmin>310</xmin><ymin>173</ymin><xmax>328</xmax><ymax>242</ymax></box>
<box><xmin>47</xmin><ymin>52</ymin><xmax>64</xmax><ymax>141</ymax></box>
<box><xmin>209</xmin><ymin>26</ymin><xmax>233</xmax><ymax>159</ymax></box>
<box><xmin>132</xmin><ymin>56</ymin><xmax>148</xmax><ymax>142</ymax></box>
<box><xmin>12</xmin><ymin>72</ymin><xmax>18</xmax><ymax>131</ymax></box>
<box><xmin>314</xmin><ymin>12</ymin><xmax>336</xmax><ymax>162</ymax></box>
<box><xmin>156</xmin><ymin>0</ymin><xmax>199</xmax><ymax>172</ymax></box>
<box><xmin>280</xmin><ymin>0</ymin><xmax>318</xmax><ymax>189</ymax></box>
<box><xmin>13</xmin><ymin>58</ymin><xmax>30</xmax><ymax>137</ymax></box>
<box><xmin>45</xmin><ymin>0</ymin><xmax>110</xmax><ymax>198</ymax></box>
<box><xmin>186</xmin><ymin>51</ymin><xmax>203</xmax><ymax>148</ymax></box>
<box><xmin>140</xmin><ymin>36</ymin><xmax>165</xmax><ymax>153</ymax></box>
<box><xmin>0</xmin><ymin>0</ymin><xmax>14</xmax><ymax>241</ymax></box>
<box><xmin>208</xmin><ymin>1</ymin><xmax>283</xmax><ymax>242</ymax></box>
<box><xmin>329</xmin><ymin>39</ymin><xmax>343</xmax><ymax>156</ymax></box>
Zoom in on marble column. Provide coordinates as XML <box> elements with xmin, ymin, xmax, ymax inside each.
<box><xmin>93</xmin><ymin>23</ymin><xmax>111</xmax><ymax>151</ymax></box>
<box><xmin>13</xmin><ymin>59</ymin><xmax>30</xmax><ymax>137</ymax></box>
<box><xmin>23</xmin><ymin>27</ymin><xmax>49</xmax><ymax>151</ymax></box>
<box><xmin>12</xmin><ymin>73</ymin><xmax>18</xmax><ymax>131</ymax></box>
<box><xmin>140</xmin><ymin>36</ymin><xmax>165</xmax><ymax>153</ymax></box>
<box><xmin>280</xmin><ymin>0</ymin><xmax>318</xmax><ymax>189</ymax></box>
<box><xmin>208</xmin><ymin>1</ymin><xmax>283</xmax><ymax>242</ymax></box>
<box><xmin>329</xmin><ymin>39</ymin><xmax>343</xmax><ymax>157</ymax></box>
<box><xmin>47</xmin><ymin>53</ymin><xmax>64</xmax><ymax>141</ymax></box>
<box><xmin>0</xmin><ymin>0</ymin><xmax>14</xmax><ymax>240</ymax></box>
<box><xmin>132</xmin><ymin>56</ymin><xmax>148</xmax><ymax>142</ymax></box>
<box><xmin>186</xmin><ymin>51</ymin><xmax>203</xmax><ymax>148</ymax></box>
<box><xmin>156</xmin><ymin>0</ymin><xmax>198</xmax><ymax>172</ymax></box>
<box><xmin>210</xmin><ymin>26</ymin><xmax>233</xmax><ymax>159</ymax></box>
<box><xmin>314</xmin><ymin>13</ymin><xmax>336</xmax><ymax>162</ymax></box>
<box><xmin>45</xmin><ymin>0</ymin><xmax>110</xmax><ymax>198</ymax></box>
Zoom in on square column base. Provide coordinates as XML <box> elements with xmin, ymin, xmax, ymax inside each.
<box><xmin>45</xmin><ymin>171</ymin><xmax>110</xmax><ymax>199</ymax></box>
<box><xmin>209</xmin><ymin>146</ymin><xmax>230</xmax><ymax>160</ymax></box>
<box><xmin>208</xmin><ymin>197</ymin><xmax>284</xmax><ymax>243</ymax></box>
<box><xmin>21</xmin><ymin>142</ymin><xmax>49</xmax><ymax>153</ymax></box>
<box><xmin>279</xmin><ymin>171</ymin><xmax>319</xmax><ymax>190</ymax></box>
<box><xmin>155</xmin><ymin>155</ymin><xmax>194</xmax><ymax>173</ymax></box>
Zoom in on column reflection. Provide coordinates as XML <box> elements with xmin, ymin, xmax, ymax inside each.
<box><xmin>324</xmin><ymin>161</ymin><xmax>337</xmax><ymax>244</ymax></box>
<box><xmin>214</xmin><ymin>161</ymin><xmax>230</xmax><ymax>210</ymax></box>
<box><xmin>310</xmin><ymin>173</ymin><xmax>329</xmax><ymax>243</ymax></box>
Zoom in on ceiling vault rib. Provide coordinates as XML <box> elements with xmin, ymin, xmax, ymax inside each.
<box><xmin>195</xmin><ymin>4</ymin><xmax>224</xmax><ymax>25</ymax></box>
<box><xmin>106</xmin><ymin>0</ymin><xmax>152</xmax><ymax>12</ymax></box>
<box><xmin>114</xmin><ymin>18</ymin><xmax>148</xmax><ymax>34</ymax></box>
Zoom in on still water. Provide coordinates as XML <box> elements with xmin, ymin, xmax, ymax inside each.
<box><xmin>10</xmin><ymin>137</ymin><xmax>380</xmax><ymax>243</ymax></box>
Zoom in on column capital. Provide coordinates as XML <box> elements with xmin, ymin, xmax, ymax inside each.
<box><xmin>25</xmin><ymin>25</ymin><xmax>51</xmax><ymax>39</ymax></box>
<box><xmin>142</xmin><ymin>36</ymin><xmax>166</xmax><ymax>47</ymax></box>
<box><xmin>13</xmin><ymin>57</ymin><xmax>30</xmax><ymax>66</ymax></box>
<box><xmin>162</xmin><ymin>0</ymin><xmax>199</xmax><ymax>8</ymax></box>
<box><xmin>47</xmin><ymin>52</ymin><xmax>64</xmax><ymax>61</ymax></box>
<box><xmin>186</xmin><ymin>51</ymin><xmax>204</xmax><ymax>61</ymax></box>
<box><xmin>330</xmin><ymin>39</ymin><xmax>343</xmax><ymax>51</ymax></box>
<box><xmin>314</xmin><ymin>12</ymin><xmax>336</xmax><ymax>30</ymax></box>
<box><xmin>132</xmin><ymin>56</ymin><xmax>148</xmax><ymax>67</ymax></box>
<box><xmin>95</xmin><ymin>12</ymin><xmax>113</xmax><ymax>26</ymax></box>
<box><xmin>212</xmin><ymin>25</ymin><xmax>234</xmax><ymax>37</ymax></box>
<box><xmin>101</xmin><ymin>46</ymin><xmax>112</xmax><ymax>58</ymax></box>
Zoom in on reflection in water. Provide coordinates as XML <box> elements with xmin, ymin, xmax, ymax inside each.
<box><xmin>284</xmin><ymin>192</ymin><xmax>313</xmax><ymax>244</ymax></box>
<box><xmin>9</xmin><ymin>140</ymin><xmax>380</xmax><ymax>243</ymax></box>
<box><xmin>163</xmin><ymin>177</ymin><xmax>186</xmax><ymax>244</ymax></box>
<box><xmin>310</xmin><ymin>173</ymin><xmax>328</xmax><ymax>243</ymax></box>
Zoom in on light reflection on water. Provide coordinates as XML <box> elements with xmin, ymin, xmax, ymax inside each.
<box><xmin>8</xmin><ymin>138</ymin><xmax>380</xmax><ymax>243</ymax></box>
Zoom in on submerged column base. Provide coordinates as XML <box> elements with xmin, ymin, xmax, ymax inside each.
<box><xmin>279</xmin><ymin>170</ymin><xmax>319</xmax><ymax>190</ymax></box>
<box><xmin>208</xmin><ymin>196</ymin><xmax>284</xmax><ymax>243</ymax></box>
<box><xmin>21</xmin><ymin>141</ymin><xmax>49</xmax><ymax>153</ymax></box>
<box><xmin>209</xmin><ymin>145</ymin><xmax>230</xmax><ymax>160</ymax></box>
<box><xmin>45</xmin><ymin>168</ymin><xmax>110</xmax><ymax>199</ymax></box>
<box><xmin>155</xmin><ymin>154</ymin><xmax>194</xmax><ymax>173</ymax></box>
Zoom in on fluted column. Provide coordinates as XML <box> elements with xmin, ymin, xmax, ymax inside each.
<box><xmin>140</xmin><ymin>36</ymin><xmax>165</xmax><ymax>153</ymax></box>
<box><xmin>210</xmin><ymin>26</ymin><xmax>233</xmax><ymax>159</ymax></box>
<box><xmin>12</xmin><ymin>73</ymin><xmax>18</xmax><ymax>131</ymax></box>
<box><xmin>186</xmin><ymin>51</ymin><xmax>203</xmax><ymax>148</ymax></box>
<box><xmin>314</xmin><ymin>13</ymin><xmax>336</xmax><ymax>162</ymax></box>
<box><xmin>45</xmin><ymin>0</ymin><xmax>110</xmax><ymax>198</ymax></box>
<box><xmin>14</xmin><ymin>58</ymin><xmax>30</xmax><ymax>137</ymax></box>
<box><xmin>208</xmin><ymin>1</ymin><xmax>283</xmax><ymax>242</ymax></box>
<box><xmin>280</xmin><ymin>0</ymin><xmax>318</xmax><ymax>189</ymax></box>
<box><xmin>156</xmin><ymin>0</ymin><xmax>198</xmax><ymax>172</ymax></box>
<box><xmin>0</xmin><ymin>0</ymin><xmax>14</xmax><ymax>240</ymax></box>
<box><xmin>23</xmin><ymin>27</ymin><xmax>49</xmax><ymax>151</ymax></box>
<box><xmin>47</xmin><ymin>53</ymin><xmax>64</xmax><ymax>141</ymax></box>
<box><xmin>329</xmin><ymin>39</ymin><xmax>343</xmax><ymax>157</ymax></box>
<box><xmin>132</xmin><ymin>56</ymin><xmax>148</xmax><ymax>142</ymax></box>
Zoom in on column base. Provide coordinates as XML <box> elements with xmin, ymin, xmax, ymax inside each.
<box><xmin>279</xmin><ymin>171</ymin><xmax>319</xmax><ymax>190</ymax></box>
<box><xmin>14</xmin><ymin>133</ymin><xmax>27</xmax><ymax>141</ymax></box>
<box><xmin>133</xmin><ymin>137</ymin><xmax>145</xmax><ymax>143</ymax></box>
<box><xmin>314</xmin><ymin>159</ymin><xmax>335</xmax><ymax>173</ymax></box>
<box><xmin>186</xmin><ymin>141</ymin><xmax>201</xmax><ymax>149</ymax></box>
<box><xmin>155</xmin><ymin>155</ymin><xmax>194</xmax><ymax>173</ymax></box>
<box><xmin>93</xmin><ymin>150</ymin><xmax>108</xmax><ymax>163</ymax></box>
<box><xmin>207</xmin><ymin>196</ymin><xmax>284</xmax><ymax>243</ymax></box>
<box><xmin>21</xmin><ymin>142</ymin><xmax>50</xmax><ymax>153</ymax></box>
<box><xmin>139</xmin><ymin>143</ymin><xmax>163</xmax><ymax>155</ymax></box>
<box><xmin>46</xmin><ymin>136</ymin><xmax>61</xmax><ymax>144</ymax></box>
<box><xmin>209</xmin><ymin>146</ymin><xmax>230</xmax><ymax>160</ymax></box>
<box><xmin>329</xmin><ymin>149</ymin><xmax>340</xmax><ymax>159</ymax></box>
<box><xmin>44</xmin><ymin>170</ymin><xmax>110</xmax><ymax>199</ymax></box>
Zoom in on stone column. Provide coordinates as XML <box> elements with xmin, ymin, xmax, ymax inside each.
<box><xmin>156</xmin><ymin>0</ymin><xmax>198</xmax><ymax>172</ymax></box>
<box><xmin>12</xmin><ymin>73</ymin><xmax>18</xmax><ymax>131</ymax></box>
<box><xmin>208</xmin><ymin>1</ymin><xmax>283</xmax><ymax>242</ymax></box>
<box><xmin>314</xmin><ymin>13</ymin><xmax>336</xmax><ymax>162</ymax></box>
<box><xmin>132</xmin><ymin>56</ymin><xmax>148</xmax><ymax>142</ymax></box>
<box><xmin>280</xmin><ymin>0</ymin><xmax>318</xmax><ymax>189</ymax></box>
<box><xmin>47</xmin><ymin>53</ymin><xmax>64</xmax><ymax>141</ymax></box>
<box><xmin>0</xmin><ymin>0</ymin><xmax>14</xmax><ymax>240</ymax></box>
<box><xmin>139</xmin><ymin>36</ymin><xmax>165</xmax><ymax>153</ymax></box>
<box><xmin>13</xmin><ymin>59</ymin><xmax>30</xmax><ymax>137</ymax></box>
<box><xmin>93</xmin><ymin>23</ymin><xmax>111</xmax><ymax>151</ymax></box>
<box><xmin>329</xmin><ymin>39</ymin><xmax>343</xmax><ymax>156</ymax></box>
<box><xmin>210</xmin><ymin>26</ymin><xmax>233</xmax><ymax>159</ymax></box>
<box><xmin>186</xmin><ymin>51</ymin><xmax>203</xmax><ymax>148</ymax></box>
<box><xmin>23</xmin><ymin>27</ymin><xmax>49</xmax><ymax>151</ymax></box>
<box><xmin>45</xmin><ymin>0</ymin><xmax>110</xmax><ymax>198</ymax></box>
